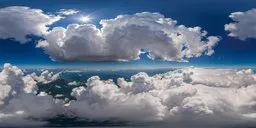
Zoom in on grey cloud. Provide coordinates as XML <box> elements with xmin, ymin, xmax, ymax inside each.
<box><xmin>0</xmin><ymin>6</ymin><xmax>61</xmax><ymax>43</ymax></box>
<box><xmin>225</xmin><ymin>9</ymin><xmax>256</xmax><ymax>40</ymax></box>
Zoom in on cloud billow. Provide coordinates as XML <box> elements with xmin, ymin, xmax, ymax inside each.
<box><xmin>38</xmin><ymin>12</ymin><xmax>220</xmax><ymax>62</ymax></box>
<box><xmin>1</xmin><ymin>63</ymin><xmax>256</xmax><ymax>127</ymax></box>
<box><xmin>0</xmin><ymin>6</ymin><xmax>220</xmax><ymax>62</ymax></box>
<box><xmin>68</xmin><ymin>68</ymin><xmax>256</xmax><ymax>126</ymax></box>
<box><xmin>0</xmin><ymin>63</ymin><xmax>63</xmax><ymax>126</ymax></box>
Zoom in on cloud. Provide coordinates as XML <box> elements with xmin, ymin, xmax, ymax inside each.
<box><xmin>225</xmin><ymin>9</ymin><xmax>256</xmax><ymax>40</ymax></box>
<box><xmin>68</xmin><ymin>81</ymin><xmax>78</xmax><ymax>86</ymax></box>
<box><xmin>0</xmin><ymin>63</ymin><xmax>62</xmax><ymax>127</ymax></box>
<box><xmin>0</xmin><ymin>6</ymin><xmax>61</xmax><ymax>43</ymax></box>
<box><xmin>38</xmin><ymin>12</ymin><xmax>220</xmax><ymax>62</ymax></box>
<box><xmin>1</xmin><ymin>63</ymin><xmax>256</xmax><ymax>127</ymax></box>
<box><xmin>28</xmin><ymin>70</ymin><xmax>60</xmax><ymax>84</ymax></box>
<box><xmin>0</xmin><ymin>7</ymin><xmax>219</xmax><ymax>62</ymax></box>
<box><xmin>58</xmin><ymin>9</ymin><xmax>79</xmax><ymax>15</ymax></box>
<box><xmin>68</xmin><ymin>67</ymin><xmax>256</xmax><ymax>126</ymax></box>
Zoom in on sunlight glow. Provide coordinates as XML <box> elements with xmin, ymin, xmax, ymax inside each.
<box><xmin>79</xmin><ymin>16</ymin><xmax>92</xmax><ymax>23</ymax></box>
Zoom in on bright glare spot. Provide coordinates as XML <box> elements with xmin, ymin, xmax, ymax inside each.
<box><xmin>80</xmin><ymin>16</ymin><xmax>91</xmax><ymax>23</ymax></box>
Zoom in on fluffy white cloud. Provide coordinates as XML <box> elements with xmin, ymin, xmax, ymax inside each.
<box><xmin>0</xmin><ymin>64</ymin><xmax>24</xmax><ymax>105</ymax></box>
<box><xmin>28</xmin><ymin>70</ymin><xmax>60</xmax><ymax>84</ymax></box>
<box><xmin>0</xmin><ymin>7</ymin><xmax>219</xmax><ymax>62</ymax></box>
<box><xmin>38</xmin><ymin>12</ymin><xmax>220</xmax><ymax>62</ymax></box>
<box><xmin>0</xmin><ymin>6</ymin><xmax>61</xmax><ymax>43</ymax></box>
<box><xmin>68</xmin><ymin>81</ymin><xmax>78</xmax><ymax>86</ymax></box>
<box><xmin>225</xmin><ymin>9</ymin><xmax>256</xmax><ymax>40</ymax></box>
<box><xmin>1</xmin><ymin>63</ymin><xmax>256</xmax><ymax>127</ymax></box>
<box><xmin>58</xmin><ymin>9</ymin><xmax>79</xmax><ymax>15</ymax></box>
<box><xmin>0</xmin><ymin>63</ymin><xmax>62</xmax><ymax>127</ymax></box>
<box><xmin>68</xmin><ymin>67</ymin><xmax>256</xmax><ymax>126</ymax></box>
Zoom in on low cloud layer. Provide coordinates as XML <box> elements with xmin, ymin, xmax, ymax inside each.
<box><xmin>69</xmin><ymin>68</ymin><xmax>256</xmax><ymax>126</ymax></box>
<box><xmin>38</xmin><ymin>12</ymin><xmax>220</xmax><ymax>62</ymax></box>
<box><xmin>225</xmin><ymin>9</ymin><xmax>256</xmax><ymax>40</ymax></box>
<box><xmin>0</xmin><ymin>63</ymin><xmax>256</xmax><ymax>127</ymax></box>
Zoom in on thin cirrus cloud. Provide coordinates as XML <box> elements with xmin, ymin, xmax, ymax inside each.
<box><xmin>225</xmin><ymin>8</ymin><xmax>256</xmax><ymax>40</ymax></box>
<box><xmin>57</xmin><ymin>9</ymin><xmax>79</xmax><ymax>16</ymax></box>
<box><xmin>0</xmin><ymin>63</ymin><xmax>256</xmax><ymax>127</ymax></box>
<box><xmin>0</xmin><ymin>6</ymin><xmax>220</xmax><ymax>62</ymax></box>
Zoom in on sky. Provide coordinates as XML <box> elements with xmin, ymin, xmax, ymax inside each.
<box><xmin>2</xmin><ymin>1</ymin><xmax>256</xmax><ymax>127</ymax></box>
<box><xmin>1</xmin><ymin>0</ymin><xmax>256</xmax><ymax>68</ymax></box>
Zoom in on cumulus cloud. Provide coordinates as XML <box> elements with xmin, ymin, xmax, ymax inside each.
<box><xmin>58</xmin><ymin>9</ymin><xmax>79</xmax><ymax>15</ymax></box>
<box><xmin>1</xmin><ymin>63</ymin><xmax>256</xmax><ymax>127</ymax></box>
<box><xmin>68</xmin><ymin>67</ymin><xmax>256</xmax><ymax>126</ymax></box>
<box><xmin>0</xmin><ymin>6</ymin><xmax>61</xmax><ymax>43</ymax></box>
<box><xmin>0</xmin><ymin>7</ymin><xmax>219</xmax><ymax>62</ymax></box>
<box><xmin>0</xmin><ymin>63</ymin><xmax>62</xmax><ymax>126</ymax></box>
<box><xmin>28</xmin><ymin>70</ymin><xmax>60</xmax><ymax>84</ymax></box>
<box><xmin>225</xmin><ymin>9</ymin><xmax>256</xmax><ymax>40</ymax></box>
<box><xmin>38</xmin><ymin>12</ymin><xmax>220</xmax><ymax>62</ymax></box>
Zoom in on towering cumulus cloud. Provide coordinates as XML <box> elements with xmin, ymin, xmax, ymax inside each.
<box><xmin>0</xmin><ymin>6</ymin><xmax>61</xmax><ymax>43</ymax></box>
<box><xmin>225</xmin><ymin>9</ymin><xmax>256</xmax><ymax>40</ymax></box>
<box><xmin>37</xmin><ymin>12</ymin><xmax>220</xmax><ymax>62</ymax></box>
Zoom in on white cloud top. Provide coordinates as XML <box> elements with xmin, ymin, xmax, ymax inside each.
<box><xmin>68</xmin><ymin>68</ymin><xmax>256</xmax><ymax>126</ymax></box>
<box><xmin>0</xmin><ymin>63</ymin><xmax>62</xmax><ymax>126</ymax></box>
<box><xmin>38</xmin><ymin>12</ymin><xmax>220</xmax><ymax>62</ymax></box>
<box><xmin>225</xmin><ymin>9</ymin><xmax>256</xmax><ymax>40</ymax></box>
<box><xmin>0</xmin><ymin>6</ymin><xmax>61</xmax><ymax>43</ymax></box>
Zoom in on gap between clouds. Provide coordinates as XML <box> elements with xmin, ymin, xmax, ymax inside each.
<box><xmin>0</xmin><ymin>6</ymin><xmax>220</xmax><ymax>62</ymax></box>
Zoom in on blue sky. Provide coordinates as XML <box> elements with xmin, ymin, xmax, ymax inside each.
<box><xmin>1</xmin><ymin>0</ymin><xmax>256</xmax><ymax>68</ymax></box>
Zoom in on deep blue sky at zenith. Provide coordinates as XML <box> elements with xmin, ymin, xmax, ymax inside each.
<box><xmin>1</xmin><ymin>0</ymin><xmax>256</xmax><ymax>68</ymax></box>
